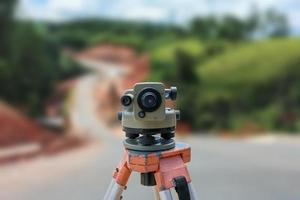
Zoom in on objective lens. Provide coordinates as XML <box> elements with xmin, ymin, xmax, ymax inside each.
<box><xmin>141</xmin><ymin>92</ymin><xmax>157</xmax><ymax>109</ymax></box>
<box><xmin>137</xmin><ymin>88</ymin><xmax>162</xmax><ymax>112</ymax></box>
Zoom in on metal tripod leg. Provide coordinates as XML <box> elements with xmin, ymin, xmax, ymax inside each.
<box><xmin>158</xmin><ymin>183</ymin><xmax>198</xmax><ymax>200</ymax></box>
<box><xmin>104</xmin><ymin>151</ymin><xmax>132</xmax><ymax>200</ymax></box>
<box><xmin>103</xmin><ymin>179</ymin><xmax>115</xmax><ymax>199</ymax></box>
<box><xmin>188</xmin><ymin>182</ymin><xmax>199</xmax><ymax>200</ymax></box>
<box><xmin>159</xmin><ymin>189</ymin><xmax>173</xmax><ymax>200</ymax></box>
<box><xmin>103</xmin><ymin>179</ymin><xmax>126</xmax><ymax>200</ymax></box>
<box><xmin>153</xmin><ymin>187</ymin><xmax>161</xmax><ymax>200</ymax></box>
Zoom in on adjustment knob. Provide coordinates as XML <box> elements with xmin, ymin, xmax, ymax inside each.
<box><xmin>169</xmin><ymin>87</ymin><xmax>177</xmax><ymax>100</ymax></box>
<box><xmin>117</xmin><ymin>111</ymin><xmax>122</xmax><ymax>121</ymax></box>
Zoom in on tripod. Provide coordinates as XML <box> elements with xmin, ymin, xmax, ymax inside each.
<box><xmin>104</xmin><ymin>141</ymin><xmax>197</xmax><ymax>200</ymax></box>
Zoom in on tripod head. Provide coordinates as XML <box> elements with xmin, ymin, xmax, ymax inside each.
<box><xmin>118</xmin><ymin>82</ymin><xmax>180</xmax><ymax>151</ymax></box>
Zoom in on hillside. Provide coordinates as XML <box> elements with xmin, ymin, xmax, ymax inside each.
<box><xmin>151</xmin><ymin>38</ymin><xmax>204</xmax><ymax>62</ymax></box>
<box><xmin>196</xmin><ymin>38</ymin><xmax>300</xmax><ymax>130</ymax></box>
<box><xmin>0</xmin><ymin>101</ymin><xmax>57</xmax><ymax>147</ymax></box>
<box><xmin>198</xmin><ymin>38</ymin><xmax>300</xmax><ymax>101</ymax></box>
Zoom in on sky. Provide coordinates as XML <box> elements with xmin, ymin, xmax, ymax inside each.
<box><xmin>17</xmin><ymin>0</ymin><xmax>300</xmax><ymax>35</ymax></box>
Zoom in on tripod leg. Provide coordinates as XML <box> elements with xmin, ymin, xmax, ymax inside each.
<box><xmin>153</xmin><ymin>186</ymin><xmax>161</xmax><ymax>200</ymax></box>
<box><xmin>103</xmin><ymin>179</ymin><xmax>126</xmax><ymax>200</ymax></box>
<box><xmin>159</xmin><ymin>189</ymin><xmax>173</xmax><ymax>200</ymax></box>
<box><xmin>188</xmin><ymin>183</ymin><xmax>199</xmax><ymax>200</ymax></box>
<box><xmin>103</xmin><ymin>179</ymin><xmax>115</xmax><ymax>199</ymax></box>
<box><xmin>104</xmin><ymin>152</ymin><xmax>132</xmax><ymax>200</ymax></box>
<box><xmin>154</xmin><ymin>155</ymin><xmax>198</xmax><ymax>200</ymax></box>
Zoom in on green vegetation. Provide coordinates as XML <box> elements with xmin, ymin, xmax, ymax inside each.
<box><xmin>196</xmin><ymin>38</ymin><xmax>300</xmax><ymax>131</ymax></box>
<box><xmin>1</xmin><ymin>0</ymin><xmax>298</xmax><ymax>132</ymax></box>
<box><xmin>0</xmin><ymin>1</ymin><xmax>86</xmax><ymax>116</ymax></box>
<box><xmin>151</xmin><ymin>38</ymin><xmax>204</xmax><ymax>62</ymax></box>
<box><xmin>149</xmin><ymin>37</ymin><xmax>300</xmax><ymax>132</ymax></box>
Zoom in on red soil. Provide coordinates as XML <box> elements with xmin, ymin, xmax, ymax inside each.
<box><xmin>0</xmin><ymin>101</ymin><xmax>85</xmax><ymax>165</ymax></box>
<box><xmin>0</xmin><ymin>102</ymin><xmax>57</xmax><ymax>147</ymax></box>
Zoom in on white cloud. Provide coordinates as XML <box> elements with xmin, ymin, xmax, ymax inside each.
<box><xmin>17</xmin><ymin>0</ymin><xmax>93</xmax><ymax>21</ymax></box>
<box><xmin>122</xmin><ymin>6</ymin><xmax>167</xmax><ymax>21</ymax></box>
<box><xmin>17</xmin><ymin>0</ymin><xmax>300</xmax><ymax>34</ymax></box>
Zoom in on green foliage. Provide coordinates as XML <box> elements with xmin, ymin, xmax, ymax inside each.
<box><xmin>149</xmin><ymin>60</ymin><xmax>176</xmax><ymax>82</ymax></box>
<box><xmin>199</xmin><ymin>39</ymin><xmax>300</xmax><ymax>97</ymax></box>
<box><xmin>190</xmin><ymin>8</ymin><xmax>289</xmax><ymax>41</ymax></box>
<box><xmin>151</xmin><ymin>38</ymin><xmax>204</xmax><ymax>62</ymax></box>
<box><xmin>263</xmin><ymin>8</ymin><xmax>289</xmax><ymax>37</ymax></box>
<box><xmin>196</xmin><ymin>38</ymin><xmax>300</xmax><ymax>131</ymax></box>
<box><xmin>49</xmin><ymin>19</ymin><xmax>185</xmax><ymax>50</ymax></box>
<box><xmin>0</xmin><ymin>21</ymin><xmax>85</xmax><ymax>116</ymax></box>
<box><xmin>218</xmin><ymin>16</ymin><xmax>248</xmax><ymax>41</ymax></box>
<box><xmin>191</xmin><ymin>16</ymin><xmax>218</xmax><ymax>39</ymax></box>
<box><xmin>0</xmin><ymin>0</ymin><xmax>17</xmax><ymax>56</ymax></box>
<box><xmin>0</xmin><ymin>1</ymin><xmax>295</xmax><ymax>133</ymax></box>
<box><xmin>174</xmin><ymin>49</ymin><xmax>198</xmax><ymax>84</ymax></box>
<box><xmin>149</xmin><ymin>37</ymin><xmax>300</xmax><ymax>132</ymax></box>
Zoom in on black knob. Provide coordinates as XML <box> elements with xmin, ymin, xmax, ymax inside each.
<box><xmin>117</xmin><ymin>111</ymin><xmax>122</xmax><ymax>121</ymax></box>
<box><xmin>175</xmin><ymin>110</ymin><xmax>180</xmax><ymax>120</ymax></box>
<box><xmin>169</xmin><ymin>87</ymin><xmax>177</xmax><ymax>100</ymax></box>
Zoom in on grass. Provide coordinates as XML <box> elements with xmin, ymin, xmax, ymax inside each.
<box><xmin>197</xmin><ymin>38</ymin><xmax>300</xmax><ymax>101</ymax></box>
<box><xmin>150</xmin><ymin>38</ymin><xmax>204</xmax><ymax>62</ymax></box>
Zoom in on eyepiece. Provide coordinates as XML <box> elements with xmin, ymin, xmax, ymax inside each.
<box><xmin>121</xmin><ymin>95</ymin><xmax>132</xmax><ymax>106</ymax></box>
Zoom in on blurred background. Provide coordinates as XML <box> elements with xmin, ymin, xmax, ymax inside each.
<box><xmin>1</xmin><ymin>0</ymin><xmax>300</xmax><ymax>199</ymax></box>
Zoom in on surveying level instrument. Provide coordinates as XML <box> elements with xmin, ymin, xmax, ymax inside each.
<box><xmin>104</xmin><ymin>82</ymin><xmax>198</xmax><ymax>200</ymax></box>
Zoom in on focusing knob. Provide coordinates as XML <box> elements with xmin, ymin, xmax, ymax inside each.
<box><xmin>169</xmin><ymin>87</ymin><xmax>177</xmax><ymax>100</ymax></box>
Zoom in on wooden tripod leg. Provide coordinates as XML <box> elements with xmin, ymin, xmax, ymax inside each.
<box><xmin>104</xmin><ymin>152</ymin><xmax>132</xmax><ymax>200</ymax></box>
<box><xmin>154</xmin><ymin>155</ymin><xmax>192</xmax><ymax>199</ymax></box>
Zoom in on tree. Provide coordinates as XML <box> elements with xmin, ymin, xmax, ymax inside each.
<box><xmin>175</xmin><ymin>49</ymin><xmax>197</xmax><ymax>84</ymax></box>
<box><xmin>0</xmin><ymin>0</ymin><xmax>17</xmax><ymax>56</ymax></box>
<box><xmin>191</xmin><ymin>16</ymin><xmax>218</xmax><ymax>39</ymax></box>
<box><xmin>245</xmin><ymin>5</ymin><xmax>260</xmax><ymax>38</ymax></box>
<box><xmin>217</xmin><ymin>15</ymin><xmax>247</xmax><ymax>41</ymax></box>
<box><xmin>264</xmin><ymin>8</ymin><xmax>289</xmax><ymax>37</ymax></box>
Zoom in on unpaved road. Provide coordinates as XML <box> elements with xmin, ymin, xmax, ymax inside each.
<box><xmin>1</xmin><ymin>134</ymin><xmax>300</xmax><ymax>200</ymax></box>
